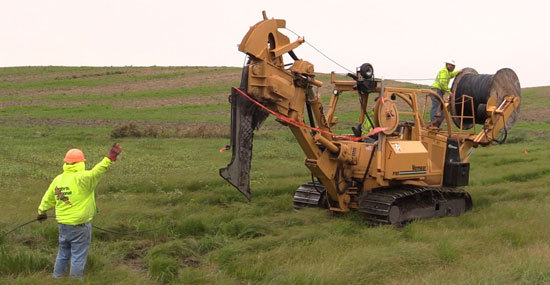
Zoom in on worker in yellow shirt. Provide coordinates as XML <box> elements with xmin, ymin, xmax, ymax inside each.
<box><xmin>37</xmin><ymin>143</ymin><xmax>122</xmax><ymax>278</ymax></box>
<box><xmin>430</xmin><ymin>59</ymin><xmax>462</xmax><ymax>127</ymax></box>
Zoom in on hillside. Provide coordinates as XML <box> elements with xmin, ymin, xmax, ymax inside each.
<box><xmin>1</xmin><ymin>66</ymin><xmax>549</xmax><ymax>284</ymax></box>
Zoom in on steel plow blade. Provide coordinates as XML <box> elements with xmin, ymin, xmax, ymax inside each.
<box><xmin>219</xmin><ymin>67</ymin><xmax>268</xmax><ymax>200</ymax></box>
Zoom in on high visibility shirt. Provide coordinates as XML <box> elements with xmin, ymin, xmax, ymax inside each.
<box><xmin>432</xmin><ymin>65</ymin><xmax>460</xmax><ymax>93</ymax></box>
<box><xmin>38</xmin><ymin>157</ymin><xmax>112</xmax><ymax>225</ymax></box>
<box><xmin>361</xmin><ymin>111</ymin><xmax>375</xmax><ymax>135</ymax></box>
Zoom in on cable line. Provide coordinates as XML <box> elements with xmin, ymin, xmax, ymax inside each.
<box><xmin>0</xmin><ymin>216</ymin><xmax>170</xmax><ymax>238</ymax></box>
<box><xmin>284</xmin><ymin>27</ymin><xmax>354</xmax><ymax>74</ymax></box>
<box><xmin>284</xmin><ymin>27</ymin><xmax>437</xmax><ymax>83</ymax></box>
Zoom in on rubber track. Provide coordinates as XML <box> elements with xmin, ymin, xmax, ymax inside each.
<box><xmin>293</xmin><ymin>182</ymin><xmax>326</xmax><ymax>210</ymax></box>
<box><xmin>358</xmin><ymin>186</ymin><xmax>472</xmax><ymax>225</ymax></box>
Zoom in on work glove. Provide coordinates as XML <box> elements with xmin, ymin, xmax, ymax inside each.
<box><xmin>37</xmin><ymin>213</ymin><xmax>47</xmax><ymax>222</ymax></box>
<box><xmin>106</xmin><ymin>143</ymin><xmax>123</xmax><ymax>162</ymax></box>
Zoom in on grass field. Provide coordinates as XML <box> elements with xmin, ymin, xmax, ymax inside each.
<box><xmin>0</xmin><ymin>66</ymin><xmax>549</xmax><ymax>284</ymax></box>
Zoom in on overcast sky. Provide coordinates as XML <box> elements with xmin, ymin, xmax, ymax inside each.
<box><xmin>1</xmin><ymin>0</ymin><xmax>549</xmax><ymax>87</ymax></box>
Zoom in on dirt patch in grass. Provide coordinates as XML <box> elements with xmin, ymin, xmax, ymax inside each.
<box><xmin>518</xmin><ymin>106</ymin><xmax>550</xmax><ymax>122</ymax></box>
<box><xmin>0</xmin><ymin>117</ymin><xmax>232</xmax><ymax>138</ymax></box>
<box><xmin>0</xmin><ymin>67</ymin><xmax>125</xmax><ymax>83</ymax></box>
<box><xmin>0</xmin><ymin>93</ymin><xmax>230</xmax><ymax>109</ymax></box>
<box><xmin>0</xmin><ymin>100</ymin><xmax>91</xmax><ymax>108</ymax></box>
<box><xmin>179</xmin><ymin>70</ymin><xmax>240</xmax><ymax>87</ymax></box>
<box><xmin>115</xmin><ymin>94</ymin><xmax>229</xmax><ymax>109</ymax></box>
<box><xmin>111</xmin><ymin>122</ymin><xmax>231</xmax><ymax>138</ymax></box>
<box><xmin>0</xmin><ymin>116</ymin><xmax>288</xmax><ymax>140</ymax></box>
<box><xmin>0</xmin><ymin>66</ymin><xmax>224</xmax><ymax>84</ymax></box>
<box><xmin>0</xmin><ymin>117</ymin><xmax>116</xmax><ymax>128</ymax></box>
<box><xmin>0</xmin><ymin>77</ymin><xmax>183</xmax><ymax>98</ymax></box>
<box><xmin>121</xmin><ymin>257</ymin><xmax>148</xmax><ymax>274</ymax></box>
<box><xmin>118</xmin><ymin>239</ymin><xmax>163</xmax><ymax>273</ymax></box>
<box><xmin>0</xmin><ymin>68</ymin><xmax>240</xmax><ymax>99</ymax></box>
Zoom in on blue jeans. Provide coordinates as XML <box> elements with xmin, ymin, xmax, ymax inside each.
<box><xmin>430</xmin><ymin>88</ymin><xmax>444</xmax><ymax>123</ymax></box>
<box><xmin>53</xmin><ymin>222</ymin><xmax>91</xmax><ymax>278</ymax></box>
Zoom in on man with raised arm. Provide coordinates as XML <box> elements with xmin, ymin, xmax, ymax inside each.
<box><xmin>37</xmin><ymin>143</ymin><xmax>122</xmax><ymax>279</ymax></box>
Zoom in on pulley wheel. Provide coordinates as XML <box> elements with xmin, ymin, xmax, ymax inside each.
<box><xmin>374</xmin><ymin>99</ymin><xmax>399</xmax><ymax>135</ymax></box>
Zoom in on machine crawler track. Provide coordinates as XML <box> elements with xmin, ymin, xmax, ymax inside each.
<box><xmin>293</xmin><ymin>182</ymin><xmax>327</xmax><ymax>210</ymax></box>
<box><xmin>358</xmin><ymin>186</ymin><xmax>472</xmax><ymax>225</ymax></box>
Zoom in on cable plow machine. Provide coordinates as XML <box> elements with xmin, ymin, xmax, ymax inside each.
<box><xmin>220</xmin><ymin>11</ymin><xmax>521</xmax><ymax>225</ymax></box>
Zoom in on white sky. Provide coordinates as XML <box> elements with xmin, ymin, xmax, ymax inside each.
<box><xmin>1</xmin><ymin>0</ymin><xmax>549</xmax><ymax>87</ymax></box>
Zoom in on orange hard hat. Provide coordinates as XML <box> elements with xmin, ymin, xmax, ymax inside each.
<box><xmin>64</xmin><ymin>149</ymin><xmax>86</xmax><ymax>163</ymax></box>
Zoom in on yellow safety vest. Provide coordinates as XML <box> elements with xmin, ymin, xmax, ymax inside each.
<box><xmin>432</xmin><ymin>65</ymin><xmax>460</xmax><ymax>93</ymax></box>
<box><xmin>38</xmin><ymin>157</ymin><xmax>112</xmax><ymax>225</ymax></box>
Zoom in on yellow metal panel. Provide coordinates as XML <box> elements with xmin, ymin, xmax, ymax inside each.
<box><xmin>384</xmin><ymin>140</ymin><xmax>428</xmax><ymax>179</ymax></box>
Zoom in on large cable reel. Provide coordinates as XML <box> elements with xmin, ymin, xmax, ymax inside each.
<box><xmin>450</xmin><ymin>68</ymin><xmax>521</xmax><ymax>130</ymax></box>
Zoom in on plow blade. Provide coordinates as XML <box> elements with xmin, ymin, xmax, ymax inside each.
<box><xmin>219</xmin><ymin>67</ymin><xmax>268</xmax><ymax>200</ymax></box>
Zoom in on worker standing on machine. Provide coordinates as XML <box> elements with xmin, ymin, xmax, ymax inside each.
<box><xmin>36</xmin><ymin>143</ymin><xmax>122</xmax><ymax>279</ymax></box>
<box><xmin>430</xmin><ymin>59</ymin><xmax>462</xmax><ymax>127</ymax></box>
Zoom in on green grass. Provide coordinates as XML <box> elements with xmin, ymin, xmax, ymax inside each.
<box><xmin>0</xmin><ymin>103</ymin><xmax>230</xmax><ymax>123</ymax></box>
<box><xmin>0</xmin><ymin>247</ymin><xmax>52</xmax><ymax>275</ymax></box>
<box><xmin>0</xmin><ymin>84</ymin><xmax>233</xmax><ymax>103</ymax></box>
<box><xmin>1</xmin><ymin>66</ymin><xmax>549</xmax><ymax>284</ymax></box>
<box><xmin>519</xmin><ymin>86</ymin><xmax>550</xmax><ymax>108</ymax></box>
<box><xmin>0</xmin><ymin>66</ymin><xmax>98</xmax><ymax>76</ymax></box>
<box><xmin>0</xmin><ymin>66</ymin><xmax>239</xmax><ymax>90</ymax></box>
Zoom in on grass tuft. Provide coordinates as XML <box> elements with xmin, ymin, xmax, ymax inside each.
<box><xmin>148</xmin><ymin>256</ymin><xmax>179</xmax><ymax>284</ymax></box>
<box><xmin>473</xmin><ymin>197</ymin><xmax>492</xmax><ymax>209</ymax></box>
<box><xmin>174</xmin><ymin>217</ymin><xmax>208</xmax><ymax>237</ymax></box>
<box><xmin>436</xmin><ymin>241</ymin><xmax>460</xmax><ymax>263</ymax></box>
<box><xmin>492</xmin><ymin>157</ymin><xmax>537</xmax><ymax>166</ymax></box>
<box><xmin>197</xmin><ymin>235</ymin><xmax>227</xmax><ymax>253</ymax></box>
<box><xmin>85</xmin><ymin>252</ymin><xmax>106</xmax><ymax>273</ymax></box>
<box><xmin>483</xmin><ymin>168</ymin><xmax>550</xmax><ymax>185</ymax></box>
<box><xmin>219</xmin><ymin>220</ymin><xmax>270</xmax><ymax>239</ymax></box>
<box><xmin>0</xmin><ymin>247</ymin><xmax>51</xmax><ymax>275</ymax></box>
<box><xmin>499</xmin><ymin>231</ymin><xmax>526</xmax><ymax>248</ymax></box>
<box><xmin>146</xmin><ymin>240</ymin><xmax>201</xmax><ymax>261</ymax></box>
<box><xmin>400</xmin><ymin>223</ymin><xmax>426</xmax><ymax>242</ymax></box>
<box><xmin>501</xmin><ymin>168</ymin><xmax>550</xmax><ymax>183</ymax></box>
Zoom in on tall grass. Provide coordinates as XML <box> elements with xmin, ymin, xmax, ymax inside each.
<box><xmin>0</xmin><ymin>247</ymin><xmax>51</xmax><ymax>275</ymax></box>
<box><xmin>1</xmin><ymin>66</ymin><xmax>549</xmax><ymax>284</ymax></box>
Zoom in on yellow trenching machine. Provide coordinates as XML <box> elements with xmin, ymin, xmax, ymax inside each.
<box><xmin>220</xmin><ymin>11</ymin><xmax>521</xmax><ymax>224</ymax></box>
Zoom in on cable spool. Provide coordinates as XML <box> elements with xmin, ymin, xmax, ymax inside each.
<box><xmin>450</xmin><ymin>68</ymin><xmax>521</xmax><ymax>130</ymax></box>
